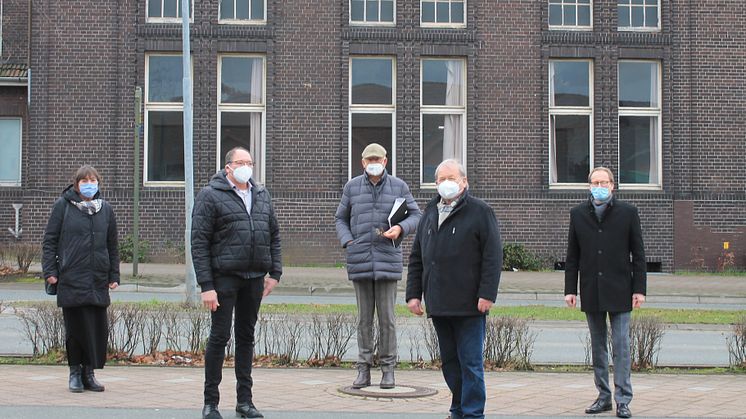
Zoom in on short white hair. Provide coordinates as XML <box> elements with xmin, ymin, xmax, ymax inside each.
<box><xmin>435</xmin><ymin>159</ymin><xmax>466</xmax><ymax>179</ymax></box>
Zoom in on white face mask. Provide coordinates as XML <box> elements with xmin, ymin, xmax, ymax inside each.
<box><xmin>365</xmin><ymin>163</ymin><xmax>384</xmax><ymax>177</ymax></box>
<box><xmin>437</xmin><ymin>180</ymin><xmax>461</xmax><ymax>200</ymax></box>
<box><xmin>232</xmin><ymin>165</ymin><xmax>252</xmax><ymax>184</ymax></box>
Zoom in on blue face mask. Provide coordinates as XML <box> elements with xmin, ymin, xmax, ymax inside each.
<box><xmin>79</xmin><ymin>183</ymin><xmax>99</xmax><ymax>198</ymax></box>
<box><xmin>591</xmin><ymin>186</ymin><xmax>611</xmax><ymax>202</ymax></box>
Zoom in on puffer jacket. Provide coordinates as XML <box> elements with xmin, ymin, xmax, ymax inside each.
<box><xmin>42</xmin><ymin>185</ymin><xmax>120</xmax><ymax>308</ymax></box>
<box><xmin>191</xmin><ymin>171</ymin><xmax>282</xmax><ymax>291</ymax></box>
<box><xmin>335</xmin><ymin>170</ymin><xmax>421</xmax><ymax>281</ymax></box>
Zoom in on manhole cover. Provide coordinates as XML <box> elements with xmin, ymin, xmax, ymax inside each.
<box><xmin>338</xmin><ymin>385</ymin><xmax>438</xmax><ymax>398</ymax></box>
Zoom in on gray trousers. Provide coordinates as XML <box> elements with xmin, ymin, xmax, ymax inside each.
<box><xmin>353</xmin><ymin>279</ymin><xmax>397</xmax><ymax>369</ymax></box>
<box><xmin>586</xmin><ymin>311</ymin><xmax>632</xmax><ymax>404</ymax></box>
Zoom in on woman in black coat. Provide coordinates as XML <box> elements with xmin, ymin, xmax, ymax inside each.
<box><xmin>42</xmin><ymin>165</ymin><xmax>120</xmax><ymax>393</ymax></box>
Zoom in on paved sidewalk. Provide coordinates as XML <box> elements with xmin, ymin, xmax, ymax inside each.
<box><xmin>1</xmin><ymin>365</ymin><xmax>744</xmax><ymax>418</ymax></box>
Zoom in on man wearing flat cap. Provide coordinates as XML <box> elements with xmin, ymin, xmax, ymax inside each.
<box><xmin>335</xmin><ymin>143</ymin><xmax>421</xmax><ymax>389</ymax></box>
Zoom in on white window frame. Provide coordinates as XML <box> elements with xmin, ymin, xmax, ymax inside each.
<box><xmin>348</xmin><ymin>56</ymin><xmax>397</xmax><ymax>179</ymax></box>
<box><xmin>548</xmin><ymin>0</ymin><xmax>593</xmax><ymax>31</ymax></box>
<box><xmin>146</xmin><ymin>0</ymin><xmax>194</xmax><ymax>23</ymax></box>
<box><xmin>420</xmin><ymin>0</ymin><xmax>467</xmax><ymax>29</ymax></box>
<box><xmin>144</xmin><ymin>53</ymin><xmax>190</xmax><ymax>186</ymax></box>
<box><xmin>617</xmin><ymin>60</ymin><xmax>662</xmax><ymax>190</ymax></box>
<box><xmin>549</xmin><ymin>59</ymin><xmax>594</xmax><ymax>188</ymax></box>
<box><xmin>0</xmin><ymin>117</ymin><xmax>22</xmax><ymax>187</ymax></box>
<box><xmin>349</xmin><ymin>0</ymin><xmax>396</xmax><ymax>26</ymax></box>
<box><xmin>216</xmin><ymin>54</ymin><xmax>267</xmax><ymax>183</ymax></box>
<box><xmin>218</xmin><ymin>0</ymin><xmax>267</xmax><ymax>25</ymax></box>
<box><xmin>617</xmin><ymin>0</ymin><xmax>660</xmax><ymax>32</ymax></box>
<box><xmin>419</xmin><ymin>58</ymin><xmax>467</xmax><ymax>187</ymax></box>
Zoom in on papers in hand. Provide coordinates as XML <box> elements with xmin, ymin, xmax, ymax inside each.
<box><xmin>387</xmin><ymin>197</ymin><xmax>408</xmax><ymax>248</ymax></box>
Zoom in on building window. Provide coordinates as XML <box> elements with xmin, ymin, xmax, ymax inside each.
<box><xmin>421</xmin><ymin>1</ymin><xmax>465</xmax><ymax>27</ymax></box>
<box><xmin>350</xmin><ymin>0</ymin><xmax>395</xmax><ymax>25</ymax></box>
<box><xmin>219</xmin><ymin>0</ymin><xmax>266</xmax><ymax>23</ymax></box>
<box><xmin>618</xmin><ymin>0</ymin><xmax>659</xmax><ymax>30</ymax></box>
<box><xmin>549</xmin><ymin>60</ymin><xmax>593</xmax><ymax>185</ymax></box>
<box><xmin>618</xmin><ymin>61</ymin><xmax>661</xmax><ymax>187</ymax></box>
<box><xmin>147</xmin><ymin>0</ymin><xmax>193</xmax><ymax>23</ymax></box>
<box><xmin>349</xmin><ymin>57</ymin><xmax>396</xmax><ymax>177</ymax></box>
<box><xmin>145</xmin><ymin>54</ymin><xmax>185</xmax><ymax>184</ymax></box>
<box><xmin>0</xmin><ymin>118</ymin><xmax>22</xmax><ymax>186</ymax></box>
<box><xmin>548</xmin><ymin>0</ymin><xmax>592</xmax><ymax>30</ymax></box>
<box><xmin>218</xmin><ymin>55</ymin><xmax>265</xmax><ymax>183</ymax></box>
<box><xmin>420</xmin><ymin>58</ymin><xmax>466</xmax><ymax>185</ymax></box>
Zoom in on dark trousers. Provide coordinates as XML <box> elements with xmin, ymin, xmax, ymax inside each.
<box><xmin>586</xmin><ymin>311</ymin><xmax>633</xmax><ymax>404</ymax></box>
<box><xmin>63</xmin><ymin>306</ymin><xmax>108</xmax><ymax>369</ymax></box>
<box><xmin>432</xmin><ymin>315</ymin><xmax>487</xmax><ymax>419</ymax></box>
<box><xmin>204</xmin><ymin>276</ymin><xmax>263</xmax><ymax>406</ymax></box>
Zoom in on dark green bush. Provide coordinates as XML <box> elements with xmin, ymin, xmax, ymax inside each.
<box><xmin>119</xmin><ymin>233</ymin><xmax>149</xmax><ymax>263</ymax></box>
<box><xmin>502</xmin><ymin>243</ymin><xmax>544</xmax><ymax>271</ymax></box>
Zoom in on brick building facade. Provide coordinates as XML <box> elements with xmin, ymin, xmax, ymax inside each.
<box><xmin>0</xmin><ymin>0</ymin><xmax>744</xmax><ymax>272</ymax></box>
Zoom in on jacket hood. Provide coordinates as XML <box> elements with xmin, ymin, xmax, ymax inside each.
<box><xmin>209</xmin><ymin>170</ymin><xmax>264</xmax><ymax>193</ymax></box>
<box><xmin>62</xmin><ymin>184</ymin><xmax>100</xmax><ymax>202</ymax></box>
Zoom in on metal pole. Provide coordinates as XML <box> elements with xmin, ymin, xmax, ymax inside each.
<box><xmin>182</xmin><ymin>0</ymin><xmax>199</xmax><ymax>305</ymax></box>
<box><xmin>132</xmin><ymin>87</ymin><xmax>142</xmax><ymax>277</ymax></box>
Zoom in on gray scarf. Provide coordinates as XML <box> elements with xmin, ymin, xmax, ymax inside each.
<box><xmin>70</xmin><ymin>199</ymin><xmax>103</xmax><ymax>215</ymax></box>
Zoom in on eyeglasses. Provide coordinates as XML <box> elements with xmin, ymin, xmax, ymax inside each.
<box><xmin>590</xmin><ymin>181</ymin><xmax>612</xmax><ymax>187</ymax></box>
<box><xmin>229</xmin><ymin>160</ymin><xmax>254</xmax><ymax>167</ymax></box>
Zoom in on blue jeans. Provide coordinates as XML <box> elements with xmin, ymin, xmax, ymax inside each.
<box><xmin>432</xmin><ymin>315</ymin><xmax>487</xmax><ymax>419</ymax></box>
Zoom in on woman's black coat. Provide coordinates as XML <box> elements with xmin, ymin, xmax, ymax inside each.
<box><xmin>564</xmin><ymin>196</ymin><xmax>647</xmax><ymax>313</ymax></box>
<box><xmin>42</xmin><ymin>186</ymin><xmax>120</xmax><ymax>308</ymax></box>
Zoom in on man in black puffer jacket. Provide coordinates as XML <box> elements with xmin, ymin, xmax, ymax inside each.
<box><xmin>192</xmin><ymin>147</ymin><xmax>282</xmax><ymax>419</ymax></box>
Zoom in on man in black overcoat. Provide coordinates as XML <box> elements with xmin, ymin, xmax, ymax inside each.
<box><xmin>564</xmin><ymin>167</ymin><xmax>647</xmax><ymax>419</ymax></box>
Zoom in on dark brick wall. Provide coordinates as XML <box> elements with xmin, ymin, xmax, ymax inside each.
<box><xmin>3</xmin><ymin>0</ymin><xmax>743</xmax><ymax>271</ymax></box>
<box><xmin>1</xmin><ymin>0</ymin><xmax>29</xmax><ymax>64</ymax></box>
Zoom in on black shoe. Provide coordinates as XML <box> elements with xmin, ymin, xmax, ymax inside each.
<box><xmin>380</xmin><ymin>369</ymin><xmax>395</xmax><ymax>389</ymax></box>
<box><xmin>585</xmin><ymin>398</ymin><xmax>612</xmax><ymax>414</ymax></box>
<box><xmin>81</xmin><ymin>365</ymin><xmax>105</xmax><ymax>392</ymax></box>
<box><xmin>616</xmin><ymin>403</ymin><xmax>632</xmax><ymax>418</ymax></box>
<box><xmin>202</xmin><ymin>405</ymin><xmax>222</xmax><ymax>419</ymax></box>
<box><xmin>352</xmin><ymin>366</ymin><xmax>371</xmax><ymax>389</ymax></box>
<box><xmin>68</xmin><ymin>365</ymin><xmax>84</xmax><ymax>393</ymax></box>
<box><xmin>236</xmin><ymin>403</ymin><xmax>264</xmax><ymax>418</ymax></box>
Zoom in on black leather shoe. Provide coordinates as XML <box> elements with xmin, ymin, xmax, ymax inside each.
<box><xmin>202</xmin><ymin>405</ymin><xmax>222</xmax><ymax>419</ymax></box>
<box><xmin>81</xmin><ymin>365</ymin><xmax>105</xmax><ymax>392</ymax></box>
<box><xmin>236</xmin><ymin>403</ymin><xmax>264</xmax><ymax>418</ymax></box>
<box><xmin>380</xmin><ymin>370</ymin><xmax>395</xmax><ymax>389</ymax></box>
<box><xmin>68</xmin><ymin>365</ymin><xmax>84</xmax><ymax>393</ymax></box>
<box><xmin>616</xmin><ymin>403</ymin><xmax>632</xmax><ymax>418</ymax></box>
<box><xmin>352</xmin><ymin>366</ymin><xmax>371</xmax><ymax>389</ymax></box>
<box><xmin>585</xmin><ymin>398</ymin><xmax>612</xmax><ymax>414</ymax></box>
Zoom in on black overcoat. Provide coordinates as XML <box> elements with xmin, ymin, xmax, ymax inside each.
<box><xmin>42</xmin><ymin>186</ymin><xmax>120</xmax><ymax>308</ymax></box>
<box><xmin>406</xmin><ymin>191</ymin><xmax>502</xmax><ymax>317</ymax></box>
<box><xmin>564</xmin><ymin>196</ymin><xmax>647</xmax><ymax>313</ymax></box>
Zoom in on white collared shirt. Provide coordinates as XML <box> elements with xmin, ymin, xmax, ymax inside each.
<box><xmin>227</xmin><ymin>177</ymin><xmax>252</xmax><ymax>215</ymax></box>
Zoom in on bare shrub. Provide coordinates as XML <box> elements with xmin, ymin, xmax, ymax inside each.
<box><xmin>11</xmin><ymin>242</ymin><xmax>40</xmax><ymax>273</ymax></box>
<box><xmin>108</xmin><ymin>303</ymin><xmax>145</xmax><ymax>358</ymax></box>
<box><xmin>256</xmin><ymin>313</ymin><xmax>304</xmax><ymax>364</ymax></box>
<box><xmin>138</xmin><ymin>303</ymin><xmax>167</xmax><ymax>355</ymax></box>
<box><xmin>183</xmin><ymin>303</ymin><xmax>211</xmax><ymax>354</ymax></box>
<box><xmin>307</xmin><ymin>313</ymin><xmax>356</xmax><ymax>364</ymax></box>
<box><xmin>629</xmin><ymin>315</ymin><xmax>664</xmax><ymax>370</ymax></box>
<box><xmin>484</xmin><ymin>316</ymin><xmax>536</xmax><ymax>370</ymax></box>
<box><xmin>14</xmin><ymin>302</ymin><xmax>65</xmax><ymax>356</ymax></box>
<box><xmin>727</xmin><ymin>315</ymin><xmax>746</xmax><ymax>368</ymax></box>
